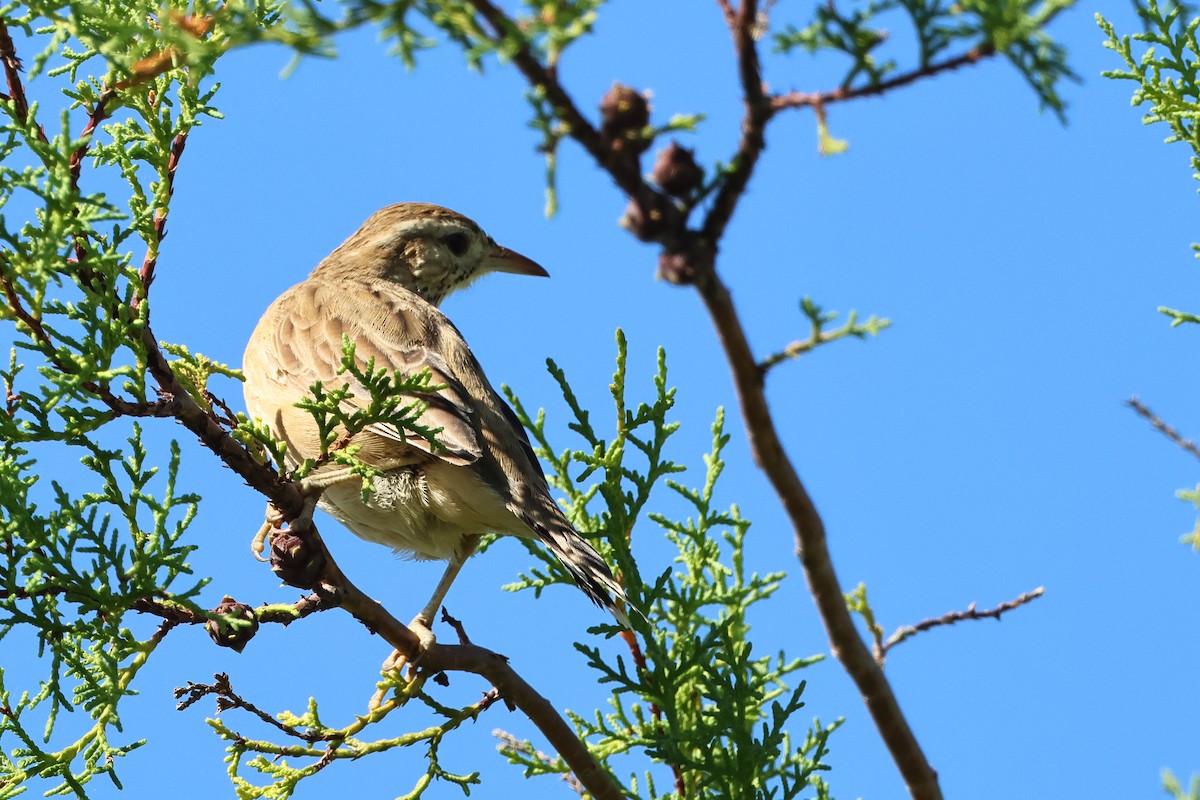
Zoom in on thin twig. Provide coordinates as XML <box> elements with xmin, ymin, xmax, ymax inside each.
<box><xmin>880</xmin><ymin>587</ymin><xmax>1046</xmax><ymax>662</ymax></box>
<box><xmin>135</xmin><ymin>130</ymin><xmax>188</xmax><ymax>308</ymax></box>
<box><xmin>0</xmin><ymin>268</ymin><xmax>53</xmax><ymax>348</ymax></box>
<box><xmin>701</xmin><ymin>0</ymin><xmax>774</xmax><ymax>246</ymax></box>
<box><xmin>67</xmin><ymin>87</ymin><xmax>117</xmax><ymax>270</ymax></box>
<box><xmin>770</xmin><ymin>44</ymin><xmax>996</xmax><ymax>111</ymax></box>
<box><xmin>715</xmin><ymin>0</ymin><xmax>737</xmax><ymax>28</ymax></box>
<box><xmin>3</xmin><ymin>370</ymin><xmax>17</xmax><ymax>417</ymax></box>
<box><xmin>440</xmin><ymin>607</ymin><xmax>473</xmax><ymax>645</ymax></box>
<box><xmin>175</xmin><ymin>672</ymin><xmax>332</xmax><ymax>743</ymax></box>
<box><xmin>758</xmin><ymin>316</ymin><xmax>886</xmax><ymax>374</ymax></box>
<box><xmin>68</xmin><ymin>87</ymin><xmax>117</xmax><ymax>185</ymax></box>
<box><xmin>0</xmin><ymin>22</ymin><xmax>35</xmax><ymax>133</ymax></box>
<box><xmin>132</xmin><ymin>594</ymin><xmax>330</xmax><ymax>628</ymax></box>
<box><xmin>205</xmin><ymin>389</ymin><xmax>241</xmax><ymax>428</ymax></box>
<box><xmin>1127</xmin><ymin>397</ymin><xmax>1200</xmax><ymax>463</ymax></box>
<box><xmin>463</xmin><ymin>0</ymin><xmax>679</xmax><ymax>237</ymax></box>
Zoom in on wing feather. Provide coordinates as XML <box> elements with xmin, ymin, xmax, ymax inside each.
<box><xmin>251</xmin><ymin>279</ymin><xmax>482</xmax><ymax>467</ymax></box>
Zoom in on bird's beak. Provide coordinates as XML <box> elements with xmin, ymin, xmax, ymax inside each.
<box><xmin>487</xmin><ymin>241</ymin><xmax>550</xmax><ymax>277</ymax></box>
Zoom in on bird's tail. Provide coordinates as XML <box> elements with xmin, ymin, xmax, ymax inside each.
<box><xmin>520</xmin><ymin>509</ymin><xmax>632</xmax><ymax>629</ymax></box>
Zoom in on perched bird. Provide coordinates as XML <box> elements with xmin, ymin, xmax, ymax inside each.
<box><xmin>243</xmin><ymin>203</ymin><xmax>627</xmax><ymax>645</ymax></box>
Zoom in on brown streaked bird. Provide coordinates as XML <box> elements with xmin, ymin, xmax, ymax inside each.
<box><xmin>243</xmin><ymin>203</ymin><xmax>628</xmax><ymax>648</ymax></box>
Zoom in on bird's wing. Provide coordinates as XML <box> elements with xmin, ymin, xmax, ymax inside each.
<box><xmin>347</xmin><ymin>343</ymin><xmax>483</xmax><ymax>466</ymax></box>
<box><xmin>495</xmin><ymin>396</ymin><xmax>548</xmax><ymax>490</ymax></box>
<box><xmin>262</xmin><ymin>280</ymin><xmax>483</xmax><ymax>467</ymax></box>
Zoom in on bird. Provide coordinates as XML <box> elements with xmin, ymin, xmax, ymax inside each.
<box><xmin>242</xmin><ymin>202</ymin><xmax>628</xmax><ymax>651</ymax></box>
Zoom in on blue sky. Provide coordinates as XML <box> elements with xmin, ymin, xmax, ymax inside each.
<box><xmin>9</xmin><ymin>1</ymin><xmax>1200</xmax><ymax>798</ymax></box>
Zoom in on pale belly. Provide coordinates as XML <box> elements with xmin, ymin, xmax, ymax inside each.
<box><xmin>316</xmin><ymin>463</ymin><xmax>521</xmax><ymax>561</ymax></box>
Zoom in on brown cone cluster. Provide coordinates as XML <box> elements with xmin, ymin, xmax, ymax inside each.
<box><xmin>651</xmin><ymin>142</ymin><xmax>704</xmax><ymax>197</ymax></box>
<box><xmin>269</xmin><ymin>530</ymin><xmax>326</xmax><ymax>589</ymax></box>
<box><xmin>206</xmin><ymin>597</ymin><xmax>259</xmax><ymax>653</ymax></box>
<box><xmin>600</xmin><ymin>83</ymin><xmax>652</xmax><ymax>156</ymax></box>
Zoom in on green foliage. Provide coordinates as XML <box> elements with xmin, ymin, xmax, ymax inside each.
<box><xmin>1101</xmin><ymin>0</ymin><xmax>1200</xmax><ymax>266</ymax></box>
<box><xmin>774</xmin><ymin>0</ymin><xmax>1076</xmax><ymax>115</ymax></box>
<box><xmin>0</xmin><ymin>426</ymin><xmax>203</xmax><ymax>797</ymax></box>
<box><xmin>1165</xmin><ymin>769</ymin><xmax>1200</xmax><ymax>800</ymax></box>
<box><xmin>758</xmin><ymin>298</ymin><xmax>890</xmax><ymax>373</ymax></box>
<box><xmin>160</xmin><ymin>342</ymin><xmax>243</xmax><ymax>410</ymax></box>
<box><xmin>499</xmin><ymin>331</ymin><xmax>838</xmax><ymax>799</ymax></box>
<box><xmin>181</xmin><ymin>672</ymin><xmax>487</xmax><ymax>800</ymax></box>
<box><xmin>1102</xmin><ymin>1</ymin><xmax>1200</xmax><ymax>539</ymax></box>
<box><xmin>844</xmin><ymin>583</ymin><xmax>885</xmax><ymax>651</ymax></box>
<box><xmin>1176</xmin><ymin>484</ymin><xmax>1200</xmax><ymax>548</ymax></box>
<box><xmin>290</xmin><ymin>337</ymin><xmax>445</xmax><ymax>498</ymax></box>
<box><xmin>0</xmin><ymin>1</ymin><xmax>236</xmax><ymax>793</ymax></box>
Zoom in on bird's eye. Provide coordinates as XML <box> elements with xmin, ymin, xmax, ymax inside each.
<box><xmin>442</xmin><ymin>232</ymin><xmax>471</xmax><ymax>257</ymax></box>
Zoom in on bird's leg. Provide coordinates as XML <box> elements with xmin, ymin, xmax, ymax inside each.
<box><xmin>374</xmin><ymin>535</ymin><xmax>481</xmax><ymax>694</ymax></box>
<box><xmin>409</xmin><ymin>534</ymin><xmax>481</xmax><ymax>642</ymax></box>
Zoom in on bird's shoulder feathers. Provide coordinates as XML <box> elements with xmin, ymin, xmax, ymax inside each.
<box><xmin>245</xmin><ymin>277</ymin><xmax>485</xmax><ymax>467</ymax></box>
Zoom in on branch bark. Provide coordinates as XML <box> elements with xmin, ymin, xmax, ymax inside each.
<box><xmin>693</xmin><ymin>268</ymin><xmax>943</xmax><ymax>800</ymax></box>
<box><xmin>703</xmin><ymin>0</ymin><xmax>774</xmax><ymax>246</ymax></box>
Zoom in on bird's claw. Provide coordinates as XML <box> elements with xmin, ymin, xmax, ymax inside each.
<box><xmin>390</xmin><ymin>613</ymin><xmax>437</xmax><ymax>673</ymax></box>
<box><xmin>368</xmin><ymin>615</ymin><xmax>437</xmax><ymax>710</ymax></box>
<box><xmin>251</xmin><ymin>504</ymin><xmax>286</xmax><ymax>562</ymax></box>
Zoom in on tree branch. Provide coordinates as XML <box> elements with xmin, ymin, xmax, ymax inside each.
<box><xmin>695</xmin><ymin>6</ymin><xmax>946</xmax><ymax>796</ymax></box>
<box><xmin>68</xmin><ymin>87</ymin><xmax>117</xmax><ymax>186</ymax></box>
<box><xmin>770</xmin><ymin>44</ymin><xmax>996</xmax><ymax>111</ymax></box>
<box><xmin>3</xmin><ymin>77</ymin><xmax>620</xmax><ymax>792</ymax></box>
<box><xmin>421</xmin><ymin>640</ymin><xmax>622</xmax><ymax>800</ymax></box>
<box><xmin>702</xmin><ymin>0</ymin><xmax>775</xmax><ymax>246</ymax></box>
<box><xmin>693</xmin><ymin>267</ymin><xmax>944</xmax><ymax>800</ymax></box>
<box><xmin>127</xmin><ymin>321</ymin><xmax>624</xmax><ymax>797</ymax></box>
<box><xmin>464</xmin><ymin>0</ymin><xmax>680</xmax><ymax>239</ymax></box>
<box><xmin>136</xmin><ymin>130</ymin><xmax>188</xmax><ymax>308</ymax></box>
<box><xmin>176</xmin><ymin>672</ymin><xmax>336</xmax><ymax>743</ymax></box>
<box><xmin>0</xmin><ymin>22</ymin><xmax>35</xmax><ymax>133</ymax></box>
<box><xmin>879</xmin><ymin>587</ymin><xmax>1045</xmax><ymax>662</ymax></box>
<box><xmin>1127</xmin><ymin>396</ymin><xmax>1200</xmax><ymax>462</ymax></box>
<box><xmin>448</xmin><ymin>3</ymin><xmax>955</xmax><ymax>797</ymax></box>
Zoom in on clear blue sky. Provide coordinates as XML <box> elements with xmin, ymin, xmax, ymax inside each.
<box><xmin>10</xmin><ymin>1</ymin><xmax>1200</xmax><ymax>797</ymax></box>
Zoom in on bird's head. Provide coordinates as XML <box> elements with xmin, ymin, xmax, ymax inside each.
<box><xmin>312</xmin><ymin>202</ymin><xmax>547</xmax><ymax>306</ymax></box>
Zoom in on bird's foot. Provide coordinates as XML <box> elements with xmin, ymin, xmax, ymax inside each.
<box><xmin>406</xmin><ymin>613</ymin><xmax>438</xmax><ymax>651</ymax></box>
<box><xmin>250</xmin><ymin>503</ymin><xmax>286</xmax><ymax>562</ymax></box>
<box><xmin>368</xmin><ymin>615</ymin><xmax>437</xmax><ymax>710</ymax></box>
<box><xmin>389</xmin><ymin>614</ymin><xmax>437</xmax><ymax>672</ymax></box>
<box><xmin>251</xmin><ymin>491</ymin><xmax>322</xmax><ymax>563</ymax></box>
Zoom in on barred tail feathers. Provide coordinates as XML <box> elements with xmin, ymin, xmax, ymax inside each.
<box><xmin>519</xmin><ymin>509</ymin><xmax>631</xmax><ymax>629</ymax></box>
